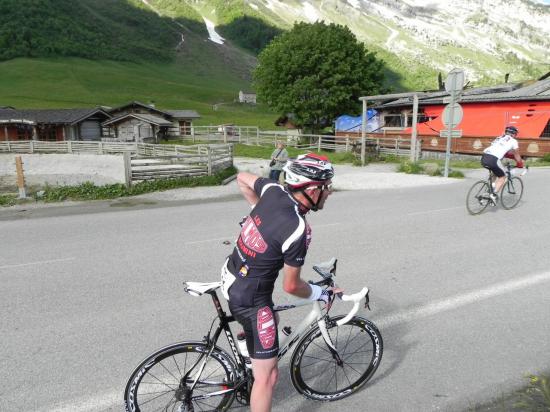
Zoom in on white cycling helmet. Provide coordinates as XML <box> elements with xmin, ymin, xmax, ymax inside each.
<box><xmin>283</xmin><ymin>153</ymin><xmax>334</xmax><ymax>189</ymax></box>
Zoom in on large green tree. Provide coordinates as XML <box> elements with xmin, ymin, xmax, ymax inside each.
<box><xmin>254</xmin><ymin>21</ymin><xmax>385</xmax><ymax>133</ymax></box>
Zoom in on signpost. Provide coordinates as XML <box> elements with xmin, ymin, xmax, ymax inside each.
<box><xmin>443</xmin><ymin>69</ymin><xmax>465</xmax><ymax>177</ymax></box>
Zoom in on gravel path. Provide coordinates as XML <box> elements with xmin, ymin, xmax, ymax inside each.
<box><xmin>132</xmin><ymin>157</ymin><xmax>461</xmax><ymax>202</ymax></box>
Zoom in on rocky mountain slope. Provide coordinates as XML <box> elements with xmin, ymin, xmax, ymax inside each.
<box><xmin>153</xmin><ymin>0</ymin><xmax>550</xmax><ymax>89</ymax></box>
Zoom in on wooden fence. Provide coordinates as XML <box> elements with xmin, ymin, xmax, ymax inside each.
<box><xmin>0</xmin><ymin>140</ymin><xmax>233</xmax><ymax>185</ymax></box>
<box><xmin>128</xmin><ymin>145</ymin><xmax>232</xmax><ymax>183</ymax></box>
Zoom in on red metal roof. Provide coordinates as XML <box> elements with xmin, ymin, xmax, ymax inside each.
<box><xmin>406</xmin><ymin>101</ymin><xmax>550</xmax><ymax>138</ymax></box>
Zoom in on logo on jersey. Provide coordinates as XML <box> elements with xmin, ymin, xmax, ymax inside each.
<box><xmin>305</xmin><ymin>223</ymin><xmax>312</xmax><ymax>249</ymax></box>
<box><xmin>240</xmin><ymin>216</ymin><xmax>268</xmax><ymax>253</ymax></box>
<box><xmin>257</xmin><ymin>306</ymin><xmax>276</xmax><ymax>349</ymax></box>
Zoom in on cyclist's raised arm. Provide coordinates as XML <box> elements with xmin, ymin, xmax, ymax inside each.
<box><xmin>282</xmin><ymin>264</ymin><xmax>311</xmax><ymax>299</ymax></box>
<box><xmin>236</xmin><ymin>172</ymin><xmax>260</xmax><ymax>206</ymax></box>
<box><xmin>510</xmin><ymin>149</ymin><xmax>524</xmax><ymax>167</ymax></box>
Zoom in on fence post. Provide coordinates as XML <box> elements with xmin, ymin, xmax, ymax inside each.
<box><xmin>345</xmin><ymin>137</ymin><xmax>349</xmax><ymax>152</ymax></box>
<box><xmin>395</xmin><ymin>138</ymin><xmax>399</xmax><ymax>156</ymax></box>
<box><xmin>15</xmin><ymin>156</ymin><xmax>27</xmax><ymax>198</ymax></box>
<box><xmin>207</xmin><ymin>146</ymin><xmax>213</xmax><ymax>175</ymax></box>
<box><xmin>223</xmin><ymin>127</ymin><xmax>227</xmax><ymax>143</ymax></box>
<box><xmin>318</xmin><ymin>136</ymin><xmax>322</xmax><ymax>152</ymax></box>
<box><xmin>123</xmin><ymin>152</ymin><xmax>132</xmax><ymax>188</ymax></box>
<box><xmin>30</xmin><ymin>140</ymin><xmax>34</xmax><ymax>154</ymax></box>
<box><xmin>99</xmin><ymin>141</ymin><xmax>104</xmax><ymax>155</ymax></box>
<box><xmin>67</xmin><ymin>141</ymin><xmax>72</xmax><ymax>154</ymax></box>
<box><xmin>7</xmin><ymin>141</ymin><xmax>11</xmax><ymax>152</ymax></box>
<box><xmin>256</xmin><ymin>129</ymin><xmax>260</xmax><ymax>146</ymax></box>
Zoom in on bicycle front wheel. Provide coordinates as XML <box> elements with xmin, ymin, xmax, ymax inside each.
<box><xmin>466</xmin><ymin>180</ymin><xmax>490</xmax><ymax>215</ymax></box>
<box><xmin>501</xmin><ymin>177</ymin><xmax>523</xmax><ymax>209</ymax></box>
<box><xmin>290</xmin><ymin>316</ymin><xmax>383</xmax><ymax>401</ymax></box>
<box><xmin>124</xmin><ymin>342</ymin><xmax>237</xmax><ymax>412</ymax></box>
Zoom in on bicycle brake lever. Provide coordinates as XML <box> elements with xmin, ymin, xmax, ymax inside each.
<box><xmin>364</xmin><ymin>290</ymin><xmax>371</xmax><ymax>310</ymax></box>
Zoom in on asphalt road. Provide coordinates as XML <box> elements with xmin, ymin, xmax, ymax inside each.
<box><xmin>1</xmin><ymin>168</ymin><xmax>550</xmax><ymax>412</ymax></box>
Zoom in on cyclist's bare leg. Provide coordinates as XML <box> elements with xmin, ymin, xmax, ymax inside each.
<box><xmin>250</xmin><ymin>357</ymin><xmax>278</xmax><ymax>412</ymax></box>
<box><xmin>495</xmin><ymin>175</ymin><xmax>506</xmax><ymax>192</ymax></box>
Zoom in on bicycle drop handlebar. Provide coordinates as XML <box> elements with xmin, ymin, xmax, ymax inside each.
<box><xmin>337</xmin><ymin>287</ymin><xmax>369</xmax><ymax>326</ymax></box>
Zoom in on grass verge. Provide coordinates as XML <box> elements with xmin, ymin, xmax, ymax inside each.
<box><xmin>397</xmin><ymin>160</ymin><xmax>465</xmax><ymax>178</ymax></box>
<box><xmin>469</xmin><ymin>373</ymin><xmax>550</xmax><ymax>411</ymax></box>
<box><xmin>232</xmin><ymin>144</ymin><xmax>360</xmax><ymax>165</ymax></box>
<box><xmin>0</xmin><ymin>193</ymin><xmax>18</xmax><ymax>207</ymax></box>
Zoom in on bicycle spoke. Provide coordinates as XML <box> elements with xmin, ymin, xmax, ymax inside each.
<box><xmin>143</xmin><ymin>372</ymin><xmax>179</xmax><ymax>391</ymax></box>
<box><xmin>125</xmin><ymin>344</ymin><xmax>236</xmax><ymax>412</ymax></box>
<box><xmin>158</xmin><ymin>360</ymin><xmax>182</xmax><ymax>383</ymax></box>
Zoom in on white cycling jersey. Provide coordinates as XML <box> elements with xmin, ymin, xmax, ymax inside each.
<box><xmin>483</xmin><ymin>134</ymin><xmax>519</xmax><ymax>159</ymax></box>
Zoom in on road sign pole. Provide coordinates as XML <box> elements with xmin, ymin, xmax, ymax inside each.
<box><xmin>444</xmin><ymin>91</ymin><xmax>456</xmax><ymax>178</ymax></box>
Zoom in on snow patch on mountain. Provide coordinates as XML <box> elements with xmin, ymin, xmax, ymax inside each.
<box><xmin>203</xmin><ymin>17</ymin><xmax>224</xmax><ymax>44</ymax></box>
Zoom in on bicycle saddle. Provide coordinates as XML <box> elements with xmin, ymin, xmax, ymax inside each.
<box><xmin>183</xmin><ymin>281</ymin><xmax>221</xmax><ymax>296</ymax></box>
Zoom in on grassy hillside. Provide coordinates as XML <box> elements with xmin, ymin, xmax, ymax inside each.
<box><xmin>0</xmin><ymin>57</ymin><xmax>278</xmax><ymax>128</ymax></box>
<box><xmin>0</xmin><ymin>0</ymin><xmax>282</xmax><ymax>128</ymax></box>
<box><xmin>0</xmin><ymin>0</ymin><xmax>182</xmax><ymax>62</ymax></box>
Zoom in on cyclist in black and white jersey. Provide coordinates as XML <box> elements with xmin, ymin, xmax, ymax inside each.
<box><xmin>481</xmin><ymin>125</ymin><xmax>524</xmax><ymax>203</ymax></box>
<box><xmin>220</xmin><ymin>153</ymin><xmax>339</xmax><ymax>412</ymax></box>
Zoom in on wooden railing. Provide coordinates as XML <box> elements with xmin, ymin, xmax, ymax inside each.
<box><xmin>0</xmin><ymin>141</ymin><xmax>233</xmax><ymax>184</ymax></box>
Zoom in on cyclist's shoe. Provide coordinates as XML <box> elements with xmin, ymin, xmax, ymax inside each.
<box><xmin>489</xmin><ymin>193</ymin><xmax>498</xmax><ymax>205</ymax></box>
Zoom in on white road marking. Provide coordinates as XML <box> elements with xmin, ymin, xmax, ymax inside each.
<box><xmin>377</xmin><ymin>270</ymin><xmax>550</xmax><ymax>329</ymax></box>
<box><xmin>45</xmin><ymin>270</ymin><xmax>550</xmax><ymax>412</ymax></box>
<box><xmin>407</xmin><ymin>206</ymin><xmax>463</xmax><ymax>216</ymax></box>
<box><xmin>0</xmin><ymin>257</ymin><xmax>75</xmax><ymax>270</ymax></box>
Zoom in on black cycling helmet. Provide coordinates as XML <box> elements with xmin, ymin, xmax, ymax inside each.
<box><xmin>505</xmin><ymin>126</ymin><xmax>519</xmax><ymax>136</ymax></box>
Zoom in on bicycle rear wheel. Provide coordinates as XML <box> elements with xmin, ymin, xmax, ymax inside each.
<box><xmin>124</xmin><ymin>342</ymin><xmax>237</xmax><ymax>412</ymax></box>
<box><xmin>466</xmin><ymin>180</ymin><xmax>490</xmax><ymax>215</ymax></box>
<box><xmin>501</xmin><ymin>177</ymin><xmax>523</xmax><ymax>209</ymax></box>
<box><xmin>290</xmin><ymin>316</ymin><xmax>383</xmax><ymax>401</ymax></box>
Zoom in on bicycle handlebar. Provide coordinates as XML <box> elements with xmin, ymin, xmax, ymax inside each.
<box><xmin>336</xmin><ymin>287</ymin><xmax>369</xmax><ymax>326</ymax></box>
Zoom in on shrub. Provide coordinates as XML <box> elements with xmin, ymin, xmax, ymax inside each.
<box><xmin>398</xmin><ymin>160</ymin><xmax>423</xmax><ymax>174</ymax></box>
<box><xmin>541</xmin><ymin>153</ymin><xmax>550</xmax><ymax>163</ymax></box>
<box><xmin>38</xmin><ymin>166</ymin><xmax>237</xmax><ymax>203</ymax></box>
<box><xmin>515</xmin><ymin>374</ymin><xmax>550</xmax><ymax>410</ymax></box>
<box><xmin>0</xmin><ymin>193</ymin><xmax>18</xmax><ymax>207</ymax></box>
<box><xmin>448</xmin><ymin>170</ymin><xmax>464</xmax><ymax>178</ymax></box>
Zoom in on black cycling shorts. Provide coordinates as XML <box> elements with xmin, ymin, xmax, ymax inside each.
<box><xmin>481</xmin><ymin>153</ymin><xmax>505</xmax><ymax>177</ymax></box>
<box><xmin>230</xmin><ymin>304</ymin><xmax>279</xmax><ymax>360</ymax></box>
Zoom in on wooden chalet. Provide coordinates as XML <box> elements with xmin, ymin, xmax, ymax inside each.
<box><xmin>0</xmin><ymin>101</ymin><xmax>201</xmax><ymax>143</ymax></box>
<box><xmin>102</xmin><ymin>101</ymin><xmax>200</xmax><ymax>142</ymax></box>
<box><xmin>0</xmin><ymin>108</ymin><xmax>111</xmax><ymax>141</ymax></box>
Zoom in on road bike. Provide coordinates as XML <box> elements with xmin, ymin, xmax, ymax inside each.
<box><xmin>124</xmin><ymin>258</ymin><xmax>383</xmax><ymax>411</ymax></box>
<box><xmin>466</xmin><ymin>163</ymin><xmax>527</xmax><ymax>215</ymax></box>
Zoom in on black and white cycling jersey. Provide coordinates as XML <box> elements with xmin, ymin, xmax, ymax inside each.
<box><xmin>224</xmin><ymin>178</ymin><xmax>311</xmax><ymax>307</ymax></box>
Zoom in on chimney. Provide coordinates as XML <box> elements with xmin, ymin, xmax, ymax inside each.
<box><xmin>438</xmin><ymin>72</ymin><xmax>444</xmax><ymax>90</ymax></box>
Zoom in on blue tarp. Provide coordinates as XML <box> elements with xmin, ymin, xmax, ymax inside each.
<box><xmin>335</xmin><ymin>110</ymin><xmax>380</xmax><ymax>133</ymax></box>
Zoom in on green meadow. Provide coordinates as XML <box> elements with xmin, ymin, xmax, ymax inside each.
<box><xmin>0</xmin><ymin>57</ymin><xmax>279</xmax><ymax>129</ymax></box>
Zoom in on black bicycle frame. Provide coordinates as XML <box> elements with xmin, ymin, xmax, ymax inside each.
<box><xmin>181</xmin><ymin>291</ymin><xmax>248</xmax><ymax>396</ymax></box>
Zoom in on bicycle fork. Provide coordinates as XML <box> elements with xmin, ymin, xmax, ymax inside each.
<box><xmin>318</xmin><ymin>316</ymin><xmax>344</xmax><ymax>366</ymax></box>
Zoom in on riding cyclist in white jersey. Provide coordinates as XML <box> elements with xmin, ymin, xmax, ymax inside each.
<box><xmin>481</xmin><ymin>126</ymin><xmax>525</xmax><ymax>204</ymax></box>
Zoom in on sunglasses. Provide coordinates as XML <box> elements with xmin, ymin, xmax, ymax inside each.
<box><xmin>318</xmin><ymin>183</ymin><xmax>333</xmax><ymax>192</ymax></box>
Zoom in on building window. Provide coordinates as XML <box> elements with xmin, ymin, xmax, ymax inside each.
<box><xmin>541</xmin><ymin>120</ymin><xmax>550</xmax><ymax>139</ymax></box>
<box><xmin>16</xmin><ymin>124</ymin><xmax>33</xmax><ymax>140</ymax></box>
<box><xmin>383</xmin><ymin>114</ymin><xmax>403</xmax><ymax>127</ymax></box>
